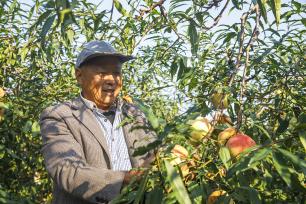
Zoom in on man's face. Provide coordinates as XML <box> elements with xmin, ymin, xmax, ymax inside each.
<box><xmin>75</xmin><ymin>56</ymin><xmax>123</xmax><ymax>110</ymax></box>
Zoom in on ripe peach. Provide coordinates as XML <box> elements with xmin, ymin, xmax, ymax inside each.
<box><xmin>226</xmin><ymin>134</ymin><xmax>256</xmax><ymax>157</ymax></box>
<box><xmin>170</xmin><ymin>145</ymin><xmax>189</xmax><ymax>177</ymax></box>
<box><xmin>207</xmin><ymin>190</ymin><xmax>226</xmax><ymax>204</ymax></box>
<box><xmin>218</xmin><ymin>127</ymin><xmax>237</xmax><ymax>145</ymax></box>
<box><xmin>0</xmin><ymin>88</ymin><xmax>5</xmax><ymax>98</ymax></box>
<box><xmin>171</xmin><ymin>145</ymin><xmax>188</xmax><ymax>159</ymax></box>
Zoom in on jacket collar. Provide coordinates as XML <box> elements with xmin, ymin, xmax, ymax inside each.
<box><xmin>70</xmin><ymin>96</ymin><xmax>111</xmax><ymax>163</ymax></box>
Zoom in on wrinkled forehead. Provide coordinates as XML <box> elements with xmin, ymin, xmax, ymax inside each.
<box><xmin>82</xmin><ymin>56</ymin><xmax>123</xmax><ymax>71</ymax></box>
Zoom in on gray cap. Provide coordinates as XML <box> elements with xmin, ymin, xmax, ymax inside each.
<box><xmin>76</xmin><ymin>40</ymin><xmax>134</xmax><ymax>68</ymax></box>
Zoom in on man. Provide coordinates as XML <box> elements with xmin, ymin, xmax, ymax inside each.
<box><xmin>40</xmin><ymin>41</ymin><xmax>156</xmax><ymax>204</ymax></box>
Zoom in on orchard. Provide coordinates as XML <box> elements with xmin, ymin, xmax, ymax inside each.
<box><xmin>0</xmin><ymin>0</ymin><xmax>305</xmax><ymax>203</ymax></box>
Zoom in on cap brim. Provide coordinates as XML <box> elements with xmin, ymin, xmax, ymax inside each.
<box><xmin>83</xmin><ymin>52</ymin><xmax>135</xmax><ymax>64</ymax></box>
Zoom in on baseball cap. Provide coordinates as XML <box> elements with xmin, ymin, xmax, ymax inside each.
<box><xmin>75</xmin><ymin>40</ymin><xmax>135</xmax><ymax>68</ymax></box>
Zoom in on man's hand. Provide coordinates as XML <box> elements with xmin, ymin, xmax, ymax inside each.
<box><xmin>123</xmin><ymin>170</ymin><xmax>144</xmax><ymax>185</ymax></box>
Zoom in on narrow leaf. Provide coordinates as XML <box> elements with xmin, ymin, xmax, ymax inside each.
<box><xmin>269</xmin><ymin>0</ymin><xmax>282</xmax><ymax>26</ymax></box>
<box><xmin>249</xmin><ymin>147</ymin><xmax>271</xmax><ymax>165</ymax></box>
<box><xmin>272</xmin><ymin>152</ymin><xmax>292</xmax><ymax>187</ymax></box>
<box><xmin>254</xmin><ymin>124</ymin><xmax>271</xmax><ymax>139</ymax></box>
<box><xmin>164</xmin><ymin>160</ymin><xmax>192</xmax><ymax>204</ymax></box>
<box><xmin>219</xmin><ymin>147</ymin><xmax>231</xmax><ymax>170</ymax></box>
<box><xmin>237</xmin><ymin>187</ymin><xmax>261</xmax><ymax>204</ymax></box>
<box><xmin>277</xmin><ymin>148</ymin><xmax>306</xmax><ymax>174</ymax></box>
<box><xmin>188</xmin><ymin>20</ymin><xmax>198</xmax><ymax>56</ymax></box>
<box><xmin>258</xmin><ymin>0</ymin><xmax>268</xmax><ymax>23</ymax></box>
<box><xmin>134</xmin><ymin>99</ymin><xmax>159</xmax><ymax>129</ymax></box>
<box><xmin>134</xmin><ymin>171</ymin><xmax>149</xmax><ymax>204</ymax></box>
<box><xmin>299</xmin><ymin>130</ymin><xmax>306</xmax><ymax>151</ymax></box>
<box><xmin>40</xmin><ymin>14</ymin><xmax>56</xmax><ymax>39</ymax></box>
<box><xmin>114</xmin><ymin>0</ymin><xmax>129</xmax><ymax>17</ymax></box>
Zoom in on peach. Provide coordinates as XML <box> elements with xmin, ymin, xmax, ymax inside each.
<box><xmin>187</xmin><ymin>116</ymin><xmax>211</xmax><ymax>142</ymax></box>
<box><xmin>226</xmin><ymin>134</ymin><xmax>256</xmax><ymax>157</ymax></box>
<box><xmin>211</xmin><ymin>93</ymin><xmax>229</xmax><ymax>109</ymax></box>
<box><xmin>207</xmin><ymin>190</ymin><xmax>226</xmax><ymax>204</ymax></box>
<box><xmin>218</xmin><ymin>127</ymin><xmax>237</xmax><ymax>145</ymax></box>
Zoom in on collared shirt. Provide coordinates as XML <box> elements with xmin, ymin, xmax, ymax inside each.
<box><xmin>80</xmin><ymin>94</ymin><xmax>132</xmax><ymax>171</ymax></box>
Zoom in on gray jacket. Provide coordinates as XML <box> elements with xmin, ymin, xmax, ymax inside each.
<box><xmin>40</xmin><ymin>96</ymin><xmax>156</xmax><ymax>204</ymax></box>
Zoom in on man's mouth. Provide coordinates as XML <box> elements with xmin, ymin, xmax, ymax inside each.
<box><xmin>103</xmin><ymin>89</ymin><xmax>115</xmax><ymax>94</ymax></box>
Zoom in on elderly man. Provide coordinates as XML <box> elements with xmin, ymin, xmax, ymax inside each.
<box><xmin>40</xmin><ymin>41</ymin><xmax>156</xmax><ymax>204</ymax></box>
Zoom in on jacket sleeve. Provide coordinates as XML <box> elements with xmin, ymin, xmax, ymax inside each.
<box><xmin>39</xmin><ymin>106</ymin><xmax>126</xmax><ymax>203</ymax></box>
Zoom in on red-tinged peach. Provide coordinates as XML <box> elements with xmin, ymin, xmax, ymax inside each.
<box><xmin>226</xmin><ymin>134</ymin><xmax>256</xmax><ymax>157</ymax></box>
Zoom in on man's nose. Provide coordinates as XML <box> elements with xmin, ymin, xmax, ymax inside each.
<box><xmin>103</xmin><ymin>74</ymin><xmax>117</xmax><ymax>85</ymax></box>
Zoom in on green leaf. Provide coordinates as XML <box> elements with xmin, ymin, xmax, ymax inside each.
<box><xmin>254</xmin><ymin>124</ymin><xmax>271</xmax><ymax>139</ymax></box>
<box><xmin>231</xmin><ymin>0</ymin><xmax>241</xmax><ymax>9</ymax></box>
<box><xmin>20</xmin><ymin>47</ymin><xmax>28</xmax><ymax>62</ymax></box>
<box><xmin>298</xmin><ymin>112</ymin><xmax>306</xmax><ymax>124</ymax></box>
<box><xmin>177</xmin><ymin>57</ymin><xmax>186</xmax><ymax>81</ymax></box>
<box><xmin>66</xmin><ymin>29</ymin><xmax>74</xmax><ymax>43</ymax></box>
<box><xmin>164</xmin><ymin>160</ymin><xmax>192</xmax><ymax>204</ymax></box>
<box><xmin>40</xmin><ymin>14</ymin><xmax>56</xmax><ymax>39</ymax></box>
<box><xmin>222</xmin><ymin>32</ymin><xmax>236</xmax><ymax>45</ymax></box>
<box><xmin>272</xmin><ymin>151</ymin><xmax>293</xmax><ymax>187</ymax></box>
<box><xmin>219</xmin><ymin>147</ymin><xmax>231</xmax><ymax>170</ymax></box>
<box><xmin>269</xmin><ymin>0</ymin><xmax>282</xmax><ymax>26</ymax></box>
<box><xmin>114</xmin><ymin>0</ymin><xmax>129</xmax><ymax>17</ymax></box>
<box><xmin>297</xmin><ymin>113</ymin><xmax>306</xmax><ymax>151</ymax></box>
<box><xmin>237</xmin><ymin>187</ymin><xmax>261</xmax><ymax>204</ymax></box>
<box><xmin>301</xmin><ymin>18</ymin><xmax>306</xmax><ymax>27</ymax></box>
<box><xmin>188</xmin><ymin>20</ymin><xmax>198</xmax><ymax>56</ymax></box>
<box><xmin>249</xmin><ymin>147</ymin><xmax>271</xmax><ymax>165</ymax></box>
<box><xmin>145</xmin><ymin>187</ymin><xmax>163</xmax><ymax>204</ymax></box>
<box><xmin>276</xmin><ymin>148</ymin><xmax>306</xmax><ymax>175</ymax></box>
<box><xmin>299</xmin><ymin>130</ymin><xmax>306</xmax><ymax>152</ymax></box>
<box><xmin>134</xmin><ymin>99</ymin><xmax>160</xmax><ymax>129</ymax></box>
<box><xmin>59</xmin><ymin>8</ymin><xmax>72</xmax><ymax>24</ymax></box>
<box><xmin>170</xmin><ymin>58</ymin><xmax>178</xmax><ymax>79</ymax></box>
<box><xmin>134</xmin><ymin>171</ymin><xmax>149</xmax><ymax>204</ymax></box>
<box><xmin>257</xmin><ymin>0</ymin><xmax>268</xmax><ymax>23</ymax></box>
<box><xmin>276</xmin><ymin>115</ymin><xmax>289</xmax><ymax>134</ymax></box>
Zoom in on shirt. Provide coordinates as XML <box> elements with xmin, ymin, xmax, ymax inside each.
<box><xmin>80</xmin><ymin>94</ymin><xmax>132</xmax><ymax>171</ymax></box>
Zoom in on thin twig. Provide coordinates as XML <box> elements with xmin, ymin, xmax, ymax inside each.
<box><xmin>227</xmin><ymin>4</ymin><xmax>257</xmax><ymax>88</ymax></box>
<box><xmin>237</xmin><ymin>5</ymin><xmax>260</xmax><ymax>130</ymax></box>
<box><xmin>205</xmin><ymin>0</ymin><xmax>230</xmax><ymax>30</ymax></box>
<box><xmin>139</xmin><ymin>0</ymin><xmax>166</xmax><ymax>16</ymax></box>
<box><xmin>160</xmin><ymin>38</ymin><xmax>180</xmax><ymax>58</ymax></box>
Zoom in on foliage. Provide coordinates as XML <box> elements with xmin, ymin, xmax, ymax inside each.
<box><xmin>0</xmin><ymin>0</ymin><xmax>305</xmax><ymax>203</ymax></box>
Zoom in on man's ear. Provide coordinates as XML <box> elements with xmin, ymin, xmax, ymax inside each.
<box><xmin>75</xmin><ymin>68</ymin><xmax>82</xmax><ymax>85</ymax></box>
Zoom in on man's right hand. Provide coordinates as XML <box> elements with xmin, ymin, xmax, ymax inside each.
<box><xmin>123</xmin><ymin>170</ymin><xmax>144</xmax><ymax>185</ymax></box>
